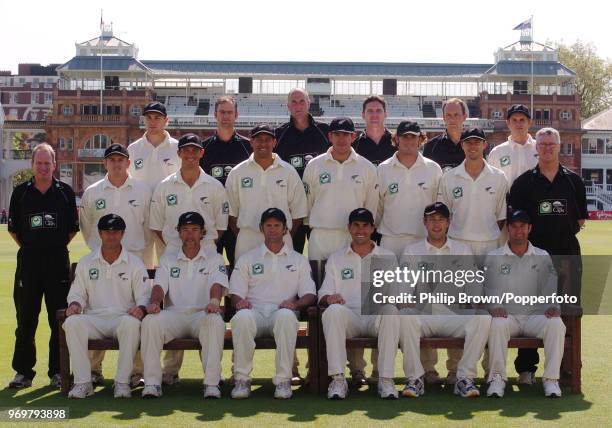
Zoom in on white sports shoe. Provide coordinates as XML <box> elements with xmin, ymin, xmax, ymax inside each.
<box><xmin>486</xmin><ymin>373</ymin><xmax>506</xmax><ymax>398</ymax></box>
<box><xmin>114</xmin><ymin>382</ymin><xmax>132</xmax><ymax>398</ymax></box>
<box><xmin>327</xmin><ymin>375</ymin><xmax>348</xmax><ymax>400</ymax></box>
<box><xmin>231</xmin><ymin>379</ymin><xmax>251</xmax><ymax>399</ymax></box>
<box><xmin>543</xmin><ymin>378</ymin><xmax>562</xmax><ymax>398</ymax></box>
<box><xmin>142</xmin><ymin>384</ymin><xmax>162</xmax><ymax>398</ymax></box>
<box><xmin>377</xmin><ymin>378</ymin><xmax>398</xmax><ymax>399</ymax></box>
<box><xmin>274</xmin><ymin>381</ymin><xmax>293</xmax><ymax>399</ymax></box>
<box><xmin>68</xmin><ymin>382</ymin><xmax>94</xmax><ymax>399</ymax></box>
<box><xmin>204</xmin><ymin>385</ymin><xmax>221</xmax><ymax>399</ymax></box>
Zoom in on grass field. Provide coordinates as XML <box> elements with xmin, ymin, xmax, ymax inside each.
<box><xmin>0</xmin><ymin>223</ymin><xmax>611</xmax><ymax>427</ymax></box>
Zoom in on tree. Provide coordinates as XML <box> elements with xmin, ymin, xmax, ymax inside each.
<box><xmin>552</xmin><ymin>40</ymin><xmax>612</xmax><ymax>119</ymax></box>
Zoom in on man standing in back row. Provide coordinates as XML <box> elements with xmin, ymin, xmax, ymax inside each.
<box><xmin>352</xmin><ymin>96</ymin><xmax>396</xmax><ymax>166</ymax></box>
<box><xmin>422</xmin><ymin>98</ymin><xmax>468</xmax><ymax>172</ymax></box>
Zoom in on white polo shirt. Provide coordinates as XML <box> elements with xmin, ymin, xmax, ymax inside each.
<box><xmin>303</xmin><ymin>148</ymin><xmax>378</xmax><ymax>229</ymax></box>
<box><xmin>226</xmin><ymin>154</ymin><xmax>307</xmax><ymax>231</ymax></box>
<box><xmin>127</xmin><ymin>131</ymin><xmax>180</xmax><ymax>192</ymax></box>
<box><xmin>155</xmin><ymin>247</ymin><xmax>229</xmax><ymax>313</ymax></box>
<box><xmin>229</xmin><ymin>243</ymin><xmax>315</xmax><ymax>306</ymax></box>
<box><xmin>488</xmin><ymin>135</ymin><xmax>538</xmax><ymax>184</ymax></box>
<box><xmin>318</xmin><ymin>244</ymin><xmax>397</xmax><ymax>313</ymax></box>
<box><xmin>149</xmin><ymin>168</ymin><xmax>228</xmax><ymax>248</ymax></box>
<box><xmin>377</xmin><ymin>152</ymin><xmax>442</xmax><ymax>238</ymax></box>
<box><xmin>67</xmin><ymin>248</ymin><xmax>150</xmax><ymax>317</ymax></box>
<box><xmin>437</xmin><ymin>160</ymin><xmax>508</xmax><ymax>242</ymax></box>
<box><xmin>484</xmin><ymin>242</ymin><xmax>558</xmax><ymax>314</ymax></box>
<box><xmin>401</xmin><ymin>237</ymin><xmax>473</xmax><ymax>259</ymax></box>
<box><xmin>79</xmin><ymin>175</ymin><xmax>151</xmax><ymax>254</ymax></box>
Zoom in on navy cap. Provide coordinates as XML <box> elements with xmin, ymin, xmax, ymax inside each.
<box><xmin>348</xmin><ymin>208</ymin><xmax>375</xmax><ymax>225</ymax></box>
<box><xmin>329</xmin><ymin>117</ymin><xmax>355</xmax><ymax>133</ymax></box>
<box><xmin>507</xmin><ymin>209</ymin><xmax>531</xmax><ymax>224</ymax></box>
<box><xmin>104</xmin><ymin>143</ymin><xmax>129</xmax><ymax>159</ymax></box>
<box><xmin>396</xmin><ymin>120</ymin><xmax>421</xmax><ymax>136</ymax></box>
<box><xmin>507</xmin><ymin>104</ymin><xmax>531</xmax><ymax>119</ymax></box>
<box><xmin>177</xmin><ymin>211</ymin><xmax>205</xmax><ymax>228</ymax></box>
<box><xmin>423</xmin><ymin>202</ymin><xmax>450</xmax><ymax>219</ymax></box>
<box><xmin>143</xmin><ymin>101</ymin><xmax>167</xmax><ymax>117</ymax></box>
<box><xmin>178</xmin><ymin>133</ymin><xmax>203</xmax><ymax>150</ymax></box>
<box><xmin>250</xmin><ymin>124</ymin><xmax>276</xmax><ymax>138</ymax></box>
<box><xmin>98</xmin><ymin>213</ymin><xmax>126</xmax><ymax>231</ymax></box>
<box><xmin>460</xmin><ymin>127</ymin><xmax>486</xmax><ymax>142</ymax></box>
<box><xmin>260</xmin><ymin>207</ymin><xmax>287</xmax><ymax>225</ymax></box>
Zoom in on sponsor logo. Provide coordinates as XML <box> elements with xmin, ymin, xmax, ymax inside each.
<box><xmin>30</xmin><ymin>215</ymin><xmax>42</xmax><ymax>228</ymax></box>
<box><xmin>134</xmin><ymin>158</ymin><xmax>144</xmax><ymax>169</ymax></box>
<box><xmin>170</xmin><ymin>267</ymin><xmax>181</xmax><ymax>278</ymax></box>
<box><xmin>485</xmin><ymin>186</ymin><xmax>496</xmax><ymax>195</ymax></box>
<box><xmin>212</xmin><ymin>166</ymin><xmax>224</xmax><ymax>178</ymax></box>
<box><xmin>341</xmin><ymin>268</ymin><xmax>354</xmax><ymax>280</ymax></box>
<box><xmin>200</xmin><ymin>196</ymin><xmax>209</xmax><ymax>204</ymax></box>
<box><xmin>351</xmin><ymin>174</ymin><xmax>363</xmax><ymax>184</ymax></box>
<box><xmin>128</xmin><ymin>199</ymin><xmax>139</xmax><ymax>207</ymax></box>
<box><xmin>166</xmin><ymin>194</ymin><xmax>178</xmax><ymax>206</ymax></box>
<box><xmin>43</xmin><ymin>213</ymin><xmax>57</xmax><ymax>228</ymax></box>
<box><xmin>290</xmin><ymin>156</ymin><xmax>304</xmax><ymax>168</ymax></box>
<box><xmin>276</xmin><ymin>179</ymin><xmax>286</xmax><ymax>188</ymax></box>
<box><xmin>118</xmin><ymin>272</ymin><xmax>127</xmax><ymax>281</ymax></box>
<box><xmin>452</xmin><ymin>186</ymin><xmax>463</xmax><ymax>199</ymax></box>
<box><xmin>89</xmin><ymin>268</ymin><xmax>99</xmax><ymax>280</ymax></box>
<box><xmin>388</xmin><ymin>182</ymin><xmax>399</xmax><ymax>194</ymax></box>
<box><xmin>500</xmin><ymin>155</ymin><xmax>511</xmax><ymax>167</ymax></box>
<box><xmin>539</xmin><ymin>199</ymin><xmax>567</xmax><ymax>215</ymax></box>
<box><xmin>319</xmin><ymin>172</ymin><xmax>331</xmax><ymax>184</ymax></box>
<box><xmin>252</xmin><ymin>263</ymin><xmax>264</xmax><ymax>275</ymax></box>
<box><xmin>95</xmin><ymin>198</ymin><xmax>106</xmax><ymax>210</ymax></box>
<box><xmin>285</xmin><ymin>264</ymin><xmax>297</xmax><ymax>272</ymax></box>
<box><xmin>241</xmin><ymin>177</ymin><xmax>253</xmax><ymax>188</ymax></box>
<box><xmin>219</xmin><ymin>265</ymin><xmax>228</xmax><ymax>274</ymax></box>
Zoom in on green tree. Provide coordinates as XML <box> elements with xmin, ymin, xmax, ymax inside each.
<box><xmin>12</xmin><ymin>169</ymin><xmax>33</xmax><ymax>188</ymax></box>
<box><xmin>552</xmin><ymin>40</ymin><xmax>612</xmax><ymax>119</ymax></box>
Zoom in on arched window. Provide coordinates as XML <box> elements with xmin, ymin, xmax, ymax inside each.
<box><xmin>84</xmin><ymin>134</ymin><xmax>112</xmax><ymax>149</ymax></box>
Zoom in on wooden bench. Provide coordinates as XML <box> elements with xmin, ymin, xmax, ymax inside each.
<box><xmin>316</xmin><ymin>306</ymin><xmax>582</xmax><ymax>394</ymax></box>
<box><xmin>57</xmin><ymin>262</ymin><xmax>322</xmax><ymax>395</ymax></box>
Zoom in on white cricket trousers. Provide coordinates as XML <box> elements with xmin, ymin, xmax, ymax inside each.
<box><xmin>308</xmin><ymin>228</ymin><xmax>350</xmax><ymax>261</ymax></box>
<box><xmin>408</xmin><ymin>314</ymin><xmax>491</xmax><ymax>380</ymax></box>
<box><xmin>141</xmin><ymin>310</ymin><xmax>225</xmax><ymax>386</ymax></box>
<box><xmin>235</xmin><ymin>228</ymin><xmax>293</xmax><ymax>261</ymax></box>
<box><xmin>488</xmin><ymin>315</ymin><xmax>566</xmax><ymax>381</ymax></box>
<box><xmin>231</xmin><ymin>305</ymin><xmax>299</xmax><ymax>385</ymax></box>
<box><xmin>63</xmin><ymin>314</ymin><xmax>141</xmax><ymax>385</ymax></box>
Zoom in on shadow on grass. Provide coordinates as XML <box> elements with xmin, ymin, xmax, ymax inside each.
<box><xmin>1</xmin><ymin>378</ymin><xmax>592</xmax><ymax>423</ymax></box>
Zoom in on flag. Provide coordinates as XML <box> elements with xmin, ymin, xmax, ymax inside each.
<box><xmin>100</xmin><ymin>10</ymin><xmax>104</xmax><ymax>31</ymax></box>
<box><xmin>513</xmin><ymin>18</ymin><xmax>531</xmax><ymax>30</ymax></box>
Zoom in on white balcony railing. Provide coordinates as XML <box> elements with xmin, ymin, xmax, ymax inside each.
<box><xmin>78</xmin><ymin>149</ymin><xmax>105</xmax><ymax>158</ymax></box>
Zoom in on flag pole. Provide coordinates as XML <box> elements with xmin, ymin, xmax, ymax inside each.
<box><xmin>530</xmin><ymin>15</ymin><xmax>534</xmax><ymax>115</ymax></box>
<box><xmin>99</xmin><ymin>10</ymin><xmax>104</xmax><ymax>116</ymax></box>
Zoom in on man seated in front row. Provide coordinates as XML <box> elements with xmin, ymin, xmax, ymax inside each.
<box><xmin>141</xmin><ymin>212</ymin><xmax>228</xmax><ymax>399</ymax></box>
<box><xmin>229</xmin><ymin>208</ymin><xmax>316</xmax><ymax>399</ymax></box>
<box><xmin>319</xmin><ymin>208</ymin><xmax>399</xmax><ymax>400</ymax></box>
<box><xmin>484</xmin><ymin>210</ymin><xmax>565</xmax><ymax>398</ymax></box>
<box><xmin>399</xmin><ymin>202</ymin><xmax>491</xmax><ymax>398</ymax></box>
<box><xmin>63</xmin><ymin>214</ymin><xmax>150</xmax><ymax>399</ymax></box>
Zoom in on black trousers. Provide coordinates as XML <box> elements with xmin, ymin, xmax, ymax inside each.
<box><xmin>12</xmin><ymin>247</ymin><xmax>70</xmax><ymax>380</ymax></box>
<box><xmin>292</xmin><ymin>224</ymin><xmax>311</xmax><ymax>255</ymax></box>
<box><xmin>217</xmin><ymin>229</ymin><xmax>238</xmax><ymax>268</ymax></box>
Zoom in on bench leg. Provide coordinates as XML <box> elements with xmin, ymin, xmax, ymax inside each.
<box><xmin>58</xmin><ymin>323</ymin><xmax>71</xmax><ymax>395</ymax></box>
<box><xmin>317</xmin><ymin>316</ymin><xmax>330</xmax><ymax>395</ymax></box>
<box><xmin>307</xmin><ymin>315</ymin><xmax>319</xmax><ymax>394</ymax></box>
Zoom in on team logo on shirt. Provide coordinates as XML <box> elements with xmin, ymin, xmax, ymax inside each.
<box><xmin>303</xmin><ymin>183</ymin><xmax>309</xmax><ymax>195</ymax></box>
<box><xmin>319</xmin><ymin>172</ymin><xmax>331</xmax><ymax>184</ymax></box>
<box><xmin>128</xmin><ymin>200</ymin><xmax>140</xmax><ymax>207</ymax></box>
<box><xmin>500</xmin><ymin>155</ymin><xmax>511</xmax><ymax>167</ymax></box>
<box><xmin>212</xmin><ymin>166</ymin><xmax>224</xmax><ymax>178</ymax></box>
<box><xmin>134</xmin><ymin>158</ymin><xmax>144</xmax><ymax>169</ymax></box>
<box><xmin>170</xmin><ymin>267</ymin><xmax>181</xmax><ymax>278</ymax></box>
<box><xmin>351</xmin><ymin>174</ymin><xmax>363</xmax><ymax>184</ymax></box>
<box><xmin>200</xmin><ymin>196</ymin><xmax>209</xmax><ymax>204</ymax></box>
<box><xmin>95</xmin><ymin>198</ymin><xmax>106</xmax><ymax>210</ymax></box>
<box><xmin>452</xmin><ymin>186</ymin><xmax>463</xmax><ymax>199</ymax></box>
<box><xmin>285</xmin><ymin>264</ymin><xmax>297</xmax><ymax>272</ymax></box>
<box><xmin>163</xmin><ymin>158</ymin><xmax>174</xmax><ymax>167</ymax></box>
<box><xmin>219</xmin><ymin>265</ymin><xmax>228</xmax><ymax>274</ymax></box>
<box><xmin>241</xmin><ymin>177</ymin><xmax>253</xmax><ymax>188</ymax></box>
<box><xmin>500</xmin><ymin>264</ymin><xmax>511</xmax><ymax>275</ymax></box>
<box><xmin>118</xmin><ymin>272</ymin><xmax>128</xmax><ymax>281</ymax></box>
<box><xmin>30</xmin><ymin>215</ymin><xmax>43</xmax><ymax>228</ymax></box>
<box><xmin>341</xmin><ymin>268</ymin><xmax>354</xmax><ymax>280</ymax></box>
<box><xmin>276</xmin><ymin>179</ymin><xmax>286</xmax><ymax>188</ymax></box>
<box><xmin>290</xmin><ymin>156</ymin><xmax>304</xmax><ymax>168</ymax></box>
<box><xmin>198</xmin><ymin>268</ymin><xmax>208</xmax><ymax>275</ymax></box>
<box><xmin>222</xmin><ymin>202</ymin><xmax>230</xmax><ymax>214</ymax></box>
<box><xmin>166</xmin><ymin>194</ymin><xmax>178</xmax><ymax>206</ymax></box>
<box><xmin>443</xmin><ymin>166</ymin><xmax>453</xmax><ymax>173</ymax></box>
<box><xmin>388</xmin><ymin>183</ymin><xmax>399</xmax><ymax>194</ymax></box>
<box><xmin>89</xmin><ymin>268</ymin><xmax>99</xmax><ymax>280</ymax></box>
<box><xmin>252</xmin><ymin>263</ymin><xmax>264</xmax><ymax>275</ymax></box>
<box><xmin>417</xmin><ymin>182</ymin><xmax>427</xmax><ymax>190</ymax></box>
<box><xmin>485</xmin><ymin>186</ymin><xmax>496</xmax><ymax>195</ymax></box>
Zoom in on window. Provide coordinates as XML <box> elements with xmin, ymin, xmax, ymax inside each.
<box><xmin>560</xmin><ymin>111</ymin><xmax>572</xmax><ymax>121</ymax></box>
<box><xmin>492</xmin><ymin>110</ymin><xmax>503</xmax><ymax>120</ymax></box>
<box><xmin>59</xmin><ymin>137</ymin><xmax>65</xmax><ymax>150</ymax></box>
<box><xmin>32</xmin><ymin>78</ymin><xmax>39</xmax><ymax>88</ymax></box>
<box><xmin>10</xmin><ymin>93</ymin><xmax>18</xmax><ymax>104</ymax></box>
<box><xmin>31</xmin><ymin>92</ymin><xmax>38</xmax><ymax>104</ymax></box>
<box><xmin>103</xmin><ymin>105</ymin><xmax>121</xmax><ymax>115</ymax></box>
<box><xmin>581</xmin><ymin>168</ymin><xmax>603</xmax><ymax>185</ymax></box>
<box><xmin>44</xmin><ymin>92</ymin><xmax>52</xmax><ymax>104</ymax></box>
<box><xmin>59</xmin><ymin>138</ymin><xmax>73</xmax><ymax>151</ymax></box>
<box><xmin>561</xmin><ymin>143</ymin><xmax>573</xmax><ymax>156</ymax></box>
<box><xmin>81</xmin><ymin>105</ymin><xmax>99</xmax><ymax>115</ymax></box>
<box><xmin>84</xmin><ymin>134</ymin><xmax>112</xmax><ymax>149</ymax></box>
<box><xmin>62</xmin><ymin>105</ymin><xmax>73</xmax><ymax>116</ymax></box>
<box><xmin>131</xmin><ymin>105</ymin><xmax>142</xmax><ymax>116</ymax></box>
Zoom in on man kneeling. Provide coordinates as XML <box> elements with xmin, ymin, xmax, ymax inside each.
<box><xmin>485</xmin><ymin>210</ymin><xmax>565</xmax><ymax>398</ymax></box>
<box><xmin>64</xmin><ymin>214</ymin><xmax>149</xmax><ymax>398</ymax></box>
<box><xmin>141</xmin><ymin>212</ymin><xmax>228</xmax><ymax>399</ymax></box>
<box><xmin>229</xmin><ymin>208</ymin><xmax>316</xmax><ymax>399</ymax></box>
